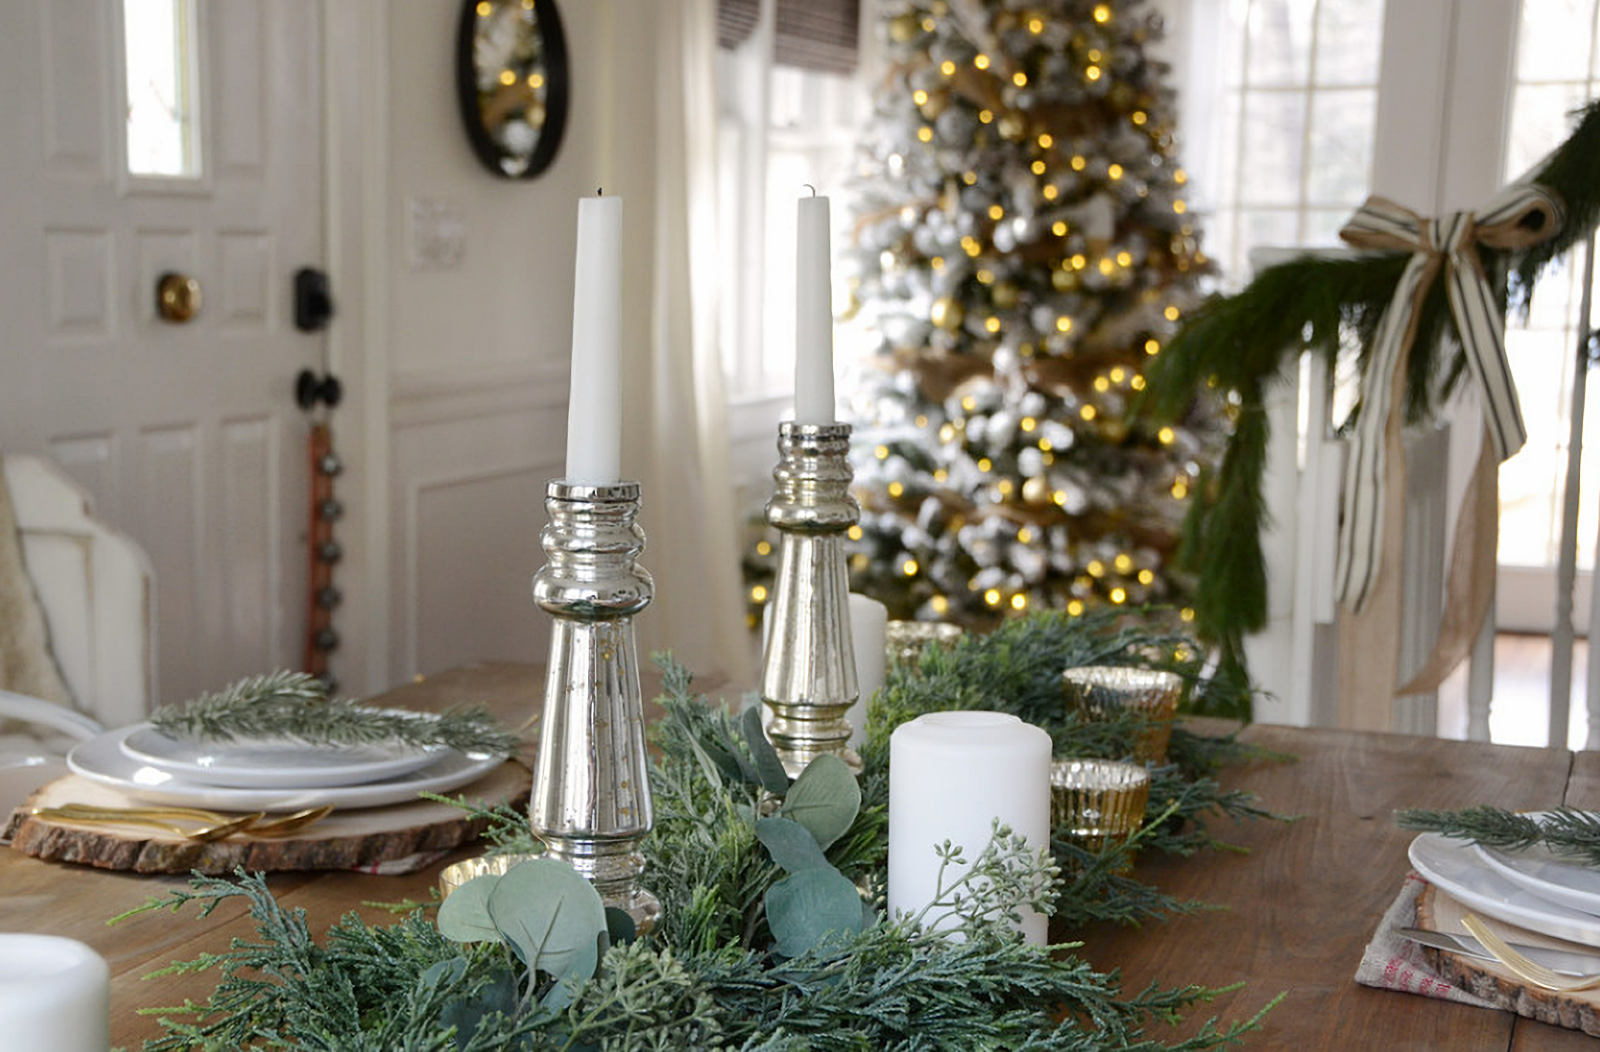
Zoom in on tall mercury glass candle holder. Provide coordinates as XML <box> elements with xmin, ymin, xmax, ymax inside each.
<box><xmin>761</xmin><ymin>421</ymin><xmax>862</xmax><ymax>777</ymax></box>
<box><xmin>529</xmin><ymin>479</ymin><xmax>660</xmax><ymax>933</ymax></box>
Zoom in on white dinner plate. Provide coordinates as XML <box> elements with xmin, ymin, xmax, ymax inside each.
<box><xmin>1409</xmin><ymin>832</ymin><xmax>1600</xmax><ymax>947</ymax></box>
<box><xmin>1474</xmin><ymin>828</ymin><xmax>1600</xmax><ymax>919</ymax></box>
<box><xmin>68</xmin><ymin>724</ymin><xmax>503</xmax><ymax>812</ymax></box>
<box><xmin>119</xmin><ymin>721</ymin><xmax>443</xmax><ymax>789</ymax></box>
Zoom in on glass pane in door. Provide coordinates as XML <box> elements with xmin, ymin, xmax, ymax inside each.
<box><xmin>123</xmin><ymin>0</ymin><xmax>201</xmax><ymax>178</ymax></box>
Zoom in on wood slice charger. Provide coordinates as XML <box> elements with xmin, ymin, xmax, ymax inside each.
<box><xmin>3</xmin><ymin>761</ymin><xmax>532</xmax><ymax>875</ymax></box>
<box><xmin>1415</xmin><ymin>881</ymin><xmax>1600</xmax><ymax>1037</ymax></box>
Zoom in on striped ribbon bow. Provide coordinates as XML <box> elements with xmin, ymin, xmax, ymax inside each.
<box><xmin>1334</xmin><ymin>185</ymin><xmax>1562</xmax><ymax>615</ymax></box>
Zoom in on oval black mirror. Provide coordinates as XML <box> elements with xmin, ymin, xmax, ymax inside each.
<box><xmin>455</xmin><ymin>0</ymin><xmax>570</xmax><ymax>179</ymax></box>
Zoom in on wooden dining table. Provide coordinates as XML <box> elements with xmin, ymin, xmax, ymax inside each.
<box><xmin>1</xmin><ymin>662</ymin><xmax>1596</xmax><ymax>1050</ymax></box>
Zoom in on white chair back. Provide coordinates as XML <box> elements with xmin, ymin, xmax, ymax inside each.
<box><xmin>3</xmin><ymin>455</ymin><xmax>156</xmax><ymax>728</ymax></box>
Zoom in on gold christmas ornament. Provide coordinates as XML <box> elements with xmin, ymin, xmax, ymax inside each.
<box><xmin>931</xmin><ymin>296</ymin><xmax>965</xmax><ymax>331</ymax></box>
<box><xmin>1022</xmin><ymin>475</ymin><xmax>1051</xmax><ymax>505</ymax></box>
<box><xmin>992</xmin><ymin>281</ymin><xmax>1019</xmax><ymax>308</ymax></box>
<box><xmin>998</xmin><ymin>114</ymin><xmax>1026</xmax><ymax>140</ymax></box>
<box><xmin>1052</xmin><ymin>268</ymin><xmax>1077</xmax><ymax>291</ymax></box>
<box><xmin>889</xmin><ymin>13</ymin><xmax>919</xmax><ymax>42</ymax></box>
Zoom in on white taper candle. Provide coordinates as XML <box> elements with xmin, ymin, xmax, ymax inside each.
<box><xmin>565</xmin><ymin>194</ymin><xmax>623</xmax><ymax>484</ymax></box>
<box><xmin>795</xmin><ymin>194</ymin><xmax>836</xmax><ymax>424</ymax></box>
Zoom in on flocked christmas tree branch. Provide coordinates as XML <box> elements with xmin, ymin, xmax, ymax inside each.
<box><xmin>147</xmin><ymin>670</ymin><xmax>520</xmax><ymax>757</ymax></box>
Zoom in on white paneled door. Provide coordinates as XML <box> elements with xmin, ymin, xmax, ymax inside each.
<box><xmin>0</xmin><ymin>0</ymin><xmax>325</xmax><ymax>704</ymax></box>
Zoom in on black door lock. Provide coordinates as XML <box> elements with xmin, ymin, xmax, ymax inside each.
<box><xmin>294</xmin><ymin>267</ymin><xmax>334</xmax><ymax>332</ymax></box>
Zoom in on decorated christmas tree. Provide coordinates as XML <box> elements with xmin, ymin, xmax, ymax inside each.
<box><xmin>746</xmin><ymin>0</ymin><xmax>1223</xmax><ymax>643</ymax></box>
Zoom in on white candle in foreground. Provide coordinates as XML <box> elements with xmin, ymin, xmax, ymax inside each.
<box><xmin>565</xmin><ymin>194</ymin><xmax>623</xmax><ymax>484</ymax></box>
<box><xmin>847</xmin><ymin>594</ymin><xmax>888</xmax><ymax>749</ymax></box>
<box><xmin>888</xmin><ymin>710</ymin><xmax>1052</xmax><ymax>945</ymax></box>
<box><xmin>794</xmin><ymin>195</ymin><xmax>836</xmax><ymax>424</ymax></box>
<box><xmin>0</xmin><ymin>934</ymin><xmax>110</xmax><ymax>1052</ymax></box>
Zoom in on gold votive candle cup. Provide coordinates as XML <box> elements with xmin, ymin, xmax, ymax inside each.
<box><xmin>885</xmin><ymin>620</ymin><xmax>963</xmax><ymax>674</ymax></box>
<box><xmin>1062</xmin><ymin>665</ymin><xmax>1182</xmax><ymax>764</ymax></box>
<box><xmin>1050</xmin><ymin>758</ymin><xmax>1150</xmax><ymax>863</ymax></box>
<box><xmin>438</xmin><ymin>852</ymin><xmax>543</xmax><ymax>899</ymax></box>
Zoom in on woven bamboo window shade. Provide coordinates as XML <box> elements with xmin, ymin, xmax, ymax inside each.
<box><xmin>717</xmin><ymin>0</ymin><xmax>861</xmax><ymax>74</ymax></box>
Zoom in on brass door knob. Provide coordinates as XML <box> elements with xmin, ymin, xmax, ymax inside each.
<box><xmin>156</xmin><ymin>272</ymin><xmax>201</xmax><ymax>322</ymax></box>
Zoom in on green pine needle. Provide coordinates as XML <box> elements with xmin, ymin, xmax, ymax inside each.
<box><xmin>1397</xmin><ymin>804</ymin><xmax>1600</xmax><ymax>867</ymax></box>
<box><xmin>148</xmin><ymin>670</ymin><xmax>519</xmax><ymax>757</ymax></box>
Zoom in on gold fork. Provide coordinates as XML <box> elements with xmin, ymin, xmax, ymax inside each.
<box><xmin>33</xmin><ymin>805</ymin><xmax>265</xmax><ymax>842</ymax></box>
<box><xmin>1461</xmin><ymin>914</ymin><xmax>1600</xmax><ymax>992</ymax></box>
<box><xmin>34</xmin><ymin>803</ymin><xmax>334</xmax><ymax>840</ymax></box>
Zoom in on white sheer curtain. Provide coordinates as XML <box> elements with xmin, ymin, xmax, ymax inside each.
<box><xmin>630</xmin><ymin>0</ymin><xmax>754</xmax><ymax>684</ymax></box>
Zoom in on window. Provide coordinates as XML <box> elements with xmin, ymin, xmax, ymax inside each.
<box><xmin>1179</xmin><ymin>0</ymin><xmax>1385</xmax><ymax>286</ymax></box>
<box><xmin>1497</xmin><ymin>0</ymin><xmax>1600</xmax><ymax>572</ymax></box>
<box><xmin>716</xmin><ymin>0</ymin><xmax>867</xmax><ymax>403</ymax></box>
<box><xmin>123</xmin><ymin>0</ymin><xmax>202</xmax><ymax>178</ymax></box>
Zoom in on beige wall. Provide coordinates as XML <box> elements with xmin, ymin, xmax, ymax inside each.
<box><xmin>382</xmin><ymin>1</ymin><xmax>665</xmax><ymax>685</ymax></box>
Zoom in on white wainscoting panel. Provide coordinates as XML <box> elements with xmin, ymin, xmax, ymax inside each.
<box><xmin>389</xmin><ymin>363</ymin><xmax>568</xmax><ymax>683</ymax></box>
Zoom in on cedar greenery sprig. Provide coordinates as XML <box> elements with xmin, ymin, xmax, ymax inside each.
<box><xmin>148</xmin><ymin>670</ymin><xmax>520</xmax><ymax>757</ymax></box>
<box><xmin>1397</xmin><ymin>805</ymin><xmax>1600</xmax><ymax>868</ymax></box>
<box><xmin>1142</xmin><ymin>98</ymin><xmax>1600</xmax><ymax>684</ymax></box>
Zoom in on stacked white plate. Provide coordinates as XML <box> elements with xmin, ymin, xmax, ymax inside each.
<box><xmin>1409</xmin><ymin>814</ymin><xmax>1600</xmax><ymax>947</ymax></box>
<box><xmin>65</xmin><ymin>719</ymin><xmax>503</xmax><ymax>813</ymax></box>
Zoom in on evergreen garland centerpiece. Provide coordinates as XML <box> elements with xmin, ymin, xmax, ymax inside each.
<box><xmin>120</xmin><ymin>613</ymin><xmax>1284</xmax><ymax>1050</ymax></box>
<box><xmin>746</xmin><ymin>0</ymin><xmax>1225</xmax><ymax>650</ymax></box>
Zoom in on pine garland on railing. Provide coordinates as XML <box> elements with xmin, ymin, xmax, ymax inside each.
<box><xmin>117</xmin><ymin>612</ymin><xmax>1287</xmax><ymax>1050</ymax></box>
<box><xmin>1142</xmin><ymin>99</ymin><xmax>1600</xmax><ymax>695</ymax></box>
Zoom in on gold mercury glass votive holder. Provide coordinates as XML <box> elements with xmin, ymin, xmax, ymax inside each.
<box><xmin>1062</xmin><ymin>665</ymin><xmax>1183</xmax><ymax>764</ymax></box>
<box><xmin>1050</xmin><ymin>759</ymin><xmax>1151</xmax><ymax>865</ymax></box>
<box><xmin>885</xmin><ymin>620</ymin><xmax>964</xmax><ymax>674</ymax></box>
<box><xmin>438</xmin><ymin>852</ymin><xmax>544</xmax><ymax>899</ymax></box>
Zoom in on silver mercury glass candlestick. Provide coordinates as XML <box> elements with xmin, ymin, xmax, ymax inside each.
<box><xmin>529</xmin><ymin>479</ymin><xmax>660</xmax><ymax>933</ymax></box>
<box><xmin>760</xmin><ymin>421</ymin><xmax>863</xmax><ymax>777</ymax></box>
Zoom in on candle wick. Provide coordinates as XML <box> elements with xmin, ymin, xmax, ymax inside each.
<box><xmin>596</xmin><ymin>187</ymin><xmax>603</xmax><ymax>196</ymax></box>
<box><xmin>804</xmin><ymin>183</ymin><xmax>816</xmax><ymax>197</ymax></box>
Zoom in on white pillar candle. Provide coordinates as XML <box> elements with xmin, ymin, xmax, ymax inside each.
<box><xmin>794</xmin><ymin>195</ymin><xmax>836</xmax><ymax>424</ymax></box>
<box><xmin>888</xmin><ymin>710</ymin><xmax>1052</xmax><ymax>945</ymax></box>
<box><xmin>847</xmin><ymin>593</ymin><xmax>888</xmax><ymax>749</ymax></box>
<box><xmin>0</xmin><ymin>934</ymin><xmax>110</xmax><ymax>1052</ymax></box>
<box><xmin>565</xmin><ymin>194</ymin><xmax>623</xmax><ymax>484</ymax></box>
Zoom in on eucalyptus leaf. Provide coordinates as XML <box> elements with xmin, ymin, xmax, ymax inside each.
<box><xmin>743</xmin><ymin>704</ymin><xmax>791</xmax><ymax>793</ymax></box>
<box><xmin>605</xmin><ymin>906</ymin><xmax>637</xmax><ymax>946</ymax></box>
<box><xmin>436</xmin><ymin>874</ymin><xmax>503</xmax><ymax>944</ymax></box>
<box><xmin>438</xmin><ymin>966</ymin><xmax>517</xmax><ymax>1051</ymax></box>
<box><xmin>700</xmin><ymin>733</ymin><xmax>759</xmax><ymax>787</ymax></box>
<box><xmin>765</xmin><ymin>866</ymin><xmax>866</xmax><ymax>957</ymax></box>
<box><xmin>780</xmin><ymin>754</ymin><xmax>861</xmax><ymax>850</ymax></box>
<box><xmin>418</xmin><ymin>956</ymin><xmax>469</xmax><ymax>991</ymax></box>
<box><xmin>486</xmin><ymin>858</ymin><xmax>607</xmax><ymax>986</ymax></box>
<box><xmin>755</xmin><ymin>816</ymin><xmax>829</xmax><ymax>873</ymax></box>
